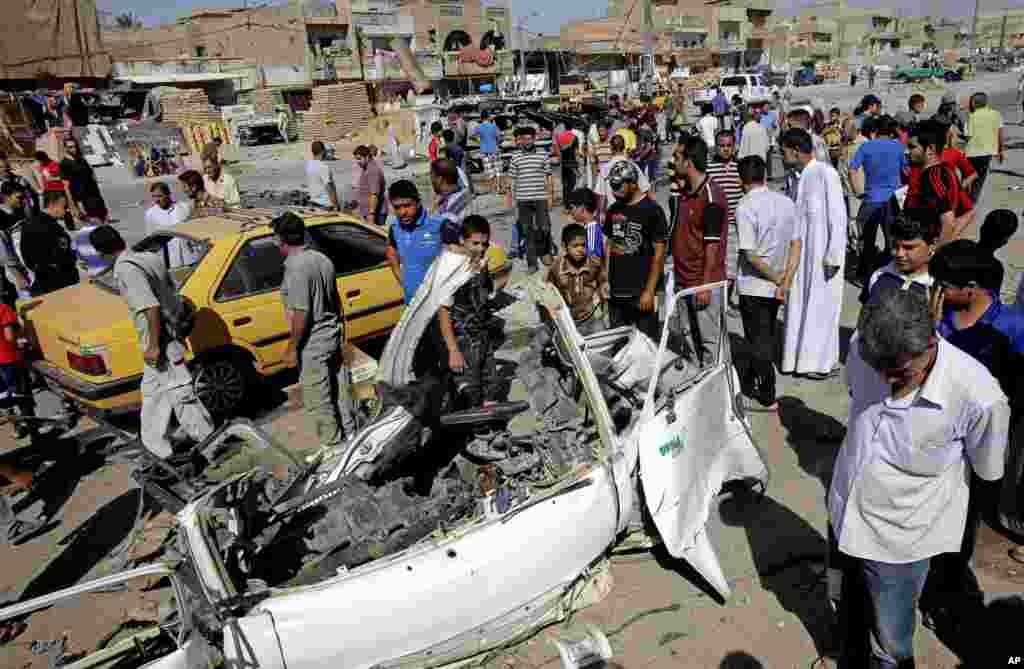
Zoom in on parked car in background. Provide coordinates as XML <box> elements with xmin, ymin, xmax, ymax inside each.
<box><xmin>691</xmin><ymin>74</ymin><xmax>773</xmax><ymax>105</ymax></box>
<box><xmin>793</xmin><ymin>68</ymin><xmax>823</xmax><ymax>87</ymax></box>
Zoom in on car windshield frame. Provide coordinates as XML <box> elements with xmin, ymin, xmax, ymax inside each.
<box><xmin>93</xmin><ymin>231</ymin><xmax>211</xmax><ymax>294</ymax></box>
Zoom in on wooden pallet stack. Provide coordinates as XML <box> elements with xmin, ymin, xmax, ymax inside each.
<box><xmin>161</xmin><ymin>90</ymin><xmax>223</xmax><ymax>129</ymax></box>
<box><xmin>299</xmin><ymin>83</ymin><xmax>372</xmax><ymax>143</ymax></box>
<box><xmin>815</xmin><ymin>62</ymin><xmax>844</xmax><ymax>82</ymax></box>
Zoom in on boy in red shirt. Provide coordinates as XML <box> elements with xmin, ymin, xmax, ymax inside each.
<box><xmin>0</xmin><ymin>303</ymin><xmax>35</xmax><ymax>438</ymax></box>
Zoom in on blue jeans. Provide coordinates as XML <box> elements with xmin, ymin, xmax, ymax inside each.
<box><xmin>841</xmin><ymin>555</ymin><xmax>931</xmax><ymax>669</ymax></box>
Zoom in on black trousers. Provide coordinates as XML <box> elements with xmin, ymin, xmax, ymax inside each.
<box><xmin>738</xmin><ymin>294</ymin><xmax>780</xmax><ymax>406</ymax></box>
<box><xmin>516</xmin><ymin>200</ymin><xmax>552</xmax><ymax>272</ymax></box>
<box><xmin>561</xmin><ymin>164</ymin><xmax>577</xmax><ymax>207</ymax></box>
<box><xmin>967</xmin><ymin>155</ymin><xmax>992</xmax><ymax>202</ymax></box>
<box><xmin>609</xmin><ymin>297</ymin><xmax>659</xmax><ymax>344</ymax></box>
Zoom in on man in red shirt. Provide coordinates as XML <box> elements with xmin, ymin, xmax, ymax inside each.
<box><xmin>904</xmin><ymin>120</ymin><xmax>975</xmax><ymax>243</ymax></box>
<box><xmin>671</xmin><ymin>136</ymin><xmax>728</xmax><ymax>368</ymax></box>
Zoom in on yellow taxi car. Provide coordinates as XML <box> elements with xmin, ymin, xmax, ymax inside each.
<box><xmin>19</xmin><ymin>208</ymin><xmax>406</xmax><ymax>420</ymax></box>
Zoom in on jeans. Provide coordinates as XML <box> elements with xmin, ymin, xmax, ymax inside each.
<box><xmin>738</xmin><ymin>294</ymin><xmax>780</xmax><ymax>406</ymax></box>
<box><xmin>858</xmin><ymin>200</ymin><xmax>894</xmax><ymax>282</ymax></box>
<box><xmin>561</xmin><ymin>164</ymin><xmax>578</xmax><ymax>207</ymax></box>
<box><xmin>609</xmin><ymin>297</ymin><xmax>660</xmax><ymax>343</ymax></box>
<box><xmin>839</xmin><ymin>554</ymin><xmax>932</xmax><ymax>669</ymax></box>
<box><xmin>968</xmin><ymin>155</ymin><xmax>992</xmax><ymax>204</ymax></box>
<box><xmin>516</xmin><ymin>200</ymin><xmax>552</xmax><ymax>271</ymax></box>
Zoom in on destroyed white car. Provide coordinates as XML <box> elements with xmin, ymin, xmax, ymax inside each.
<box><xmin>0</xmin><ymin>253</ymin><xmax>767</xmax><ymax>669</ymax></box>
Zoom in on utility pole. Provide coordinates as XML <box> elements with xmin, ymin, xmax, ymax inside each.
<box><xmin>970</xmin><ymin>0</ymin><xmax>981</xmax><ymax>72</ymax></box>
<box><xmin>999</xmin><ymin>8</ymin><xmax>1008</xmax><ymax>53</ymax></box>
<box><xmin>518</xmin><ymin>19</ymin><xmax>525</xmax><ymax>95</ymax></box>
<box><xmin>642</xmin><ymin>0</ymin><xmax>655</xmax><ymax>95</ymax></box>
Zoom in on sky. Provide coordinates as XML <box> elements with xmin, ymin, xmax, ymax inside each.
<box><xmin>98</xmin><ymin>0</ymin><xmax>1024</xmax><ymax>37</ymax></box>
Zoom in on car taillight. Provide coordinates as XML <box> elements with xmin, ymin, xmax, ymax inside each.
<box><xmin>67</xmin><ymin>351</ymin><xmax>107</xmax><ymax>376</ymax></box>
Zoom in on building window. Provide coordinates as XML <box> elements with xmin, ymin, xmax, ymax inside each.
<box><xmin>439</xmin><ymin>5</ymin><xmax>463</xmax><ymax>17</ymax></box>
<box><xmin>195</xmin><ymin>46</ymin><xmax>207</xmax><ymax>57</ymax></box>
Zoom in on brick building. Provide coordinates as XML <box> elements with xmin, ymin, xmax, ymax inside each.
<box><xmin>1</xmin><ymin>0</ymin><xmax>111</xmax><ymax>82</ymax></box>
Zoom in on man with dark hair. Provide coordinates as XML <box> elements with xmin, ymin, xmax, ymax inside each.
<box><xmin>385</xmin><ymin>180</ymin><xmax>444</xmax><ymax>303</ymax></box>
<box><xmin>472</xmin><ymin>110</ymin><xmax>502</xmax><ymax>193</ymax></box>
<box><xmin>274</xmin><ymin>212</ymin><xmax>353</xmax><ymax>462</ymax></box>
<box><xmin>0</xmin><ymin>183</ymin><xmax>30</xmax><ymax>302</ymax></box>
<box><xmin>924</xmin><ymin>239</ymin><xmax>1024</xmax><ymax>633</ymax></box>
<box><xmin>706</xmin><ymin>129</ymin><xmax>742</xmax><ymax>300</ymax></box>
<box><xmin>779</xmin><ymin>128</ymin><xmax>847</xmax><ymax>380</ymax></box>
<box><xmin>431</xmin><ymin>158</ymin><xmax>469</xmax><ymax>246</ymax></box>
<box><xmin>307</xmin><ymin>141</ymin><xmax>339</xmax><ymax>211</ymax></box>
<box><xmin>849</xmin><ymin>111</ymin><xmax>908</xmax><ymax>283</ymax></box>
<box><xmin>355</xmin><ymin>144</ymin><xmax>386</xmax><ymax>225</ymax></box>
<box><xmin>567</xmin><ymin>187</ymin><xmax>603</xmax><ymax>257</ymax></box>
<box><xmin>202</xmin><ymin>154</ymin><xmax>240</xmax><ymax>207</ymax></box>
<box><xmin>905</xmin><ymin>119</ymin><xmax>973</xmax><ymax>242</ymax></box>
<box><xmin>670</xmin><ymin>136</ymin><xmax>726</xmax><ymax>366</ymax></box>
<box><xmin>91</xmin><ymin>225</ymin><xmax>214</xmax><ymax>462</ymax></box>
<box><xmin>965</xmin><ymin>91</ymin><xmax>1005</xmax><ymax>204</ymax></box>
<box><xmin>144</xmin><ymin>181</ymin><xmax>191</xmax><ymax>234</ymax></box>
<box><xmin>506</xmin><ymin>126</ymin><xmax>552</xmax><ymax>273</ymax></box>
<box><xmin>441</xmin><ymin>128</ymin><xmax>464</xmax><ymax>168</ymax></box>
<box><xmin>589</xmin><ymin>119</ymin><xmax>615</xmax><ymax>187</ymax></box>
<box><xmin>19</xmin><ymin>191</ymin><xmax>78</xmax><ymax>296</ymax></box>
<box><xmin>977</xmin><ymin>208</ymin><xmax>1018</xmax><ymax>292</ymax></box>
<box><xmin>832</xmin><ymin>285</ymin><xmax>1009</xmax><ymax>669</ymax></box>
<box><xmin>0</xmin><ymin>154</ymin><xmax>38</xmax><ymax>217</ymax></box>
<box><xmin>859</xmin><ymin>213</ymin><xmax>939</xmax><ymax>306</ymax></box>
<box><xmin>735</xmin><ymin>155</ymin><xmax>799</xmax><ymax>410</ymax></box>
<box><xmin>604</xmin><ymin>159</ymin><xmax>667</xmax><ymax>343</ymax></box>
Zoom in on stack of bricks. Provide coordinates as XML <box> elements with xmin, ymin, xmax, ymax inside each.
<box><xmin>161</xmin><ymin>90</ymin><xmax>222</xmax><ymax>128</ymax></box>
<box><xmin>299</xmin><ymin>83</ymin><xmax>372</xmax><ymax>143</ymax></box>
<box><xmin>252</xmin><ymin>88</ymin><xmax>281</xmax><ymax>115</ymax></box>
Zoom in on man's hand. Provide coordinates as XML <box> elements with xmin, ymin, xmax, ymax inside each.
<box><xmin>143</xmin><ymin>345</ymin><xmax>160</xmax><ymax>366</ymax></box>
<box><xmin>695</xmin><ymin>290</ymin><xmax>711</xmax><ymax>309</ymax></box>
<box><xmin>775</xmin><ymin>283</ymin><xmax>787</xmax><ymax>304</ymax></box>
<box><xmin>283</xmin><ymin>347</ymin><xmax>298</xmax><ymax>369</ymax></box>
<box><xmin>824</xmin><ymin>263</ymin><xmax>840</xmax><ymax>281</ymax></box>
<box><xmin>449</xmin><ymin>349</ymin><xmax>466</xmax><ymax>373</ymax></box>
<box><xmin>639</xmin><ymin>288</ymin><xmax>656</xmax><ymax>313</ymax></box>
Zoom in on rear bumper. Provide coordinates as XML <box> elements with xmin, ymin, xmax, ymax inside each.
<box><xmin>32</xmin><ymin>360</ymin><xmax>141</xmax><ymax>417</ymax></box>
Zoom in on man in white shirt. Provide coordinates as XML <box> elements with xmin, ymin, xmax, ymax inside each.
<box><xmin>738</xmin><ymin>104</ymin><xmax>770</xmax><ymax>163</ymax></box>
<box><xmin>144</xmin><ymin>182</ymin><xmax>191</xmax><ymax>235</ymax></box>
<box><xmin>305</xmin><ymin>141</ymin><xmax>339</xmax><ymax>210</ymax></box>
<box><xmin>831</xmin><ymin>286</ymin><xmax>1009</xmax><ymax>669</ymax></box>
<box><xmin>697</xmin><ymin>104</ymin><xmax>719</xmax><ymax>150</ymax></box>
<box><xmin>734</xmin><ymin>155</ymin><xmax>799</xmax><ymax>411</ymax></box>
<box><xmin>203</xmin><ymin>155</ymin><xmax>240</xmax><ymax>207</ymax></box>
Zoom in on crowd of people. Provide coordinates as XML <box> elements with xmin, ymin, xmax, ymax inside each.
<box><xmin>0</xmin><ymin>82</ymin><xmax>1023</xmax><ymax>667</ymax></box>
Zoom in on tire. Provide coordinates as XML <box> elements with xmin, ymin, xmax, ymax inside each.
<box><xmin>193</xmin><ymin>354</ymin><xmax>251</xmax><ymax>419</ymax></box>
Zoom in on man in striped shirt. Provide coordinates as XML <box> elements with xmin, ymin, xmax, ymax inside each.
<box><xmin>505</xmin><ymin>126</ymin><xmax>553</xmax><ymax>272</ymax></box>
<box><xmin>589</xmin><ymin>120</ymin><xmax>615</xmax><ymax>191</ymax></box>
<box><xmin>705</xmin><ymin>130</ymin><xmax>743</xmax><ymax>301</ymax></box>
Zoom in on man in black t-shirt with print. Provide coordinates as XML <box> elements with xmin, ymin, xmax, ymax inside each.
<box><xmin>602</xmin><ymin>160</ymin><xmax>668</xmax><ymax>342</ymax></box>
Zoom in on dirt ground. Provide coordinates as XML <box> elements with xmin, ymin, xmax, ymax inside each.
<box><xmin>2</xmin><ymin>72</ymin><xmax>1024</xmax><ymax>669</ymax></box>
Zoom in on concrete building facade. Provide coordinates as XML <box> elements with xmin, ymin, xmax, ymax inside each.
<box><xmin>1</xmin><ymin>0</ymin><xmax>111</xmax><ymax>82</ymax></box>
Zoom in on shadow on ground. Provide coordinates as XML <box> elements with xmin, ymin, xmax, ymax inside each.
<box><xmin>6</xmin><ymin>429</ymin><xmax>114</xmax><ymax>522</ymax></box>
<box><xmin>718</xmin><ymin>489</ymin><xmax>836</xmax><ymax>660</ymax></box>
<box><xmin>719</xmin><ymin>651</ymin><xmax>765</xmax><ymax>668</ymax></box>
<box><xmin>776</xmin><ymin>396</ymin><xmax>846</xmax><ymax>492</ymax></box>
<box><xmin>19</xmin><ymin>488</ymin><xmax>158</xmax><ymax>602</ymax></box>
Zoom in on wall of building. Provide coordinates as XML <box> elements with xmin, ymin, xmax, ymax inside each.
<box><xmin>1</xmin><ymin>0</ymin><xmax>112</xmax><ymax>79</ymax></box>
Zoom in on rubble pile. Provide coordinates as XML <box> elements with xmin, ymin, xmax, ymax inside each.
<box><xmin>160</xmin><ymin>90</ymin><xmax>222</xmax><ymax>128</ymax></box>
<box><xmin>298</xmin><ymin>83</ymin><xmax>372</xmax><ymax>143</ymax></box>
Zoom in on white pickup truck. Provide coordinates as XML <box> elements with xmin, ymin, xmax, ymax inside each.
<box><xmin>691</xmin><ymin>73</ymin><xmax>774</xmax><ymax>106</ymax></box>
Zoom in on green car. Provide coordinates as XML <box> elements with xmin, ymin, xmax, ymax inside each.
<box><xmin>892</xmin><ymin>66</ymin><xmax>961</xmax><ymax>83</ymax></box>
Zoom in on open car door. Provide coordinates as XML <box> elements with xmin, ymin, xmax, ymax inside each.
<box><xmin>631</xmin><ymin>281</ymin><xmax>769</xmax><ymax>599</ymax></box>
<box><xmin>0</xmin><ymin>563</ymin><xmax>215</xmax><ymax>669</ymax></box>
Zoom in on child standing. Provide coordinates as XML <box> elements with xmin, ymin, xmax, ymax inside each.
<box><xmin>439</xmin><ymin>216</ymin><xmax>502</xmax><ymax>407</ymax></box>
<box><xmin>567</xmin><ymin>187</ymin><xmax>604</xmax><ymax>258</ymax></box>
<box><xmin>0</xmin><ymin>302</ymin><xmax>35</xmax><ymax>439</ymax></box>
<box><xmin>428</xmin><ymin>122</ymin><xmax>444</xmax><ymax>162</ymax></box>
<box><xmin>547</xmin><ymin>224</ymin><xmax>608</xmax><ymax>336</ymax></box>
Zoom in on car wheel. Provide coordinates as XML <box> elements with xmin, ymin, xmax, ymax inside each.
<box><xmin>193</xmin><ymin>355</ymin><xmax>250</xmax><ymax>418</ymax></box>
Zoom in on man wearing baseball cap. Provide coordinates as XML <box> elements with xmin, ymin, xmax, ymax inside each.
<box><xmin>855</xmin><ymin>95</ymin><xmax>881</xmax><ymax>131</ymax></box>
<box><xmin>603</xmin><ymin>160</ymin><xmax>668</xmax><ymax>342</ymax></box>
